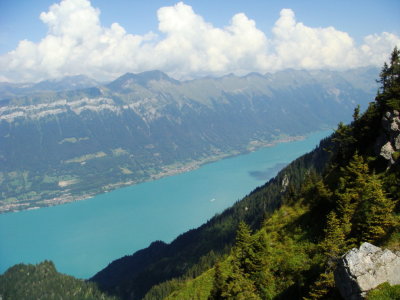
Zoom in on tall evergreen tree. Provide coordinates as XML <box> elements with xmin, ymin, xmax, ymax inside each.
<box><xmin>221</xmin><ymin>262</ymin><xmax>261</xmax><ymax>300</ymax></box>
<box><xmin>376</xmin><ymin>46</ymin><xmax>400</xmax><ymax>110</ymax></box>
<box><xmin>332</xmin><ymin>122</ymin><xmax>357</xmax><ymax>162</ymax></box>
<box><xmin>335</xmin><ymin>153</ymin><xmax>396</xmax><ymax>243</ymax></box>
<box><xmin>208</xmin><ymin>262</ymin><xmax>224</xmax><ymax>300</ymax></box>
<box><xmin>308</xmin><ymin>212</ymin><xmax>346</xmax><ymax>300</ymax></box>
<box><xmin>355</xmin><ymin>173</ymin><xmax>396</xmax><ymax>243</ymax></box>
<box><xmin>335</xmin><ymin>153</ymin><xmax>369</xmax><ymax>237</ymax></box>
<box><xmin>233</xmin><ymin>221</ymin><xmax>256</xmax><ymax>275</ymax></box>
<box><xmin>320</xmin><ymin>211</ymin><xmax>346</xmax><ymax>264</ymax></box>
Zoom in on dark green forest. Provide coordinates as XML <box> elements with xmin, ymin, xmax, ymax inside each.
<box><xmin>0</xmin><ymin>48</ymin><xmax>399</xmax><ymax>300</ymax></box>
<box><xmin>0</xmin><ymin>261</ymin><xmax>117</xmax><ymax>300</ymax></box>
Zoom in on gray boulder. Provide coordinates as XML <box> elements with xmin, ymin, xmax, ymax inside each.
<box><xmin>334</xmin><ymin>242</ymin><xmax>400</xmax><ymax>300</ymax></box>
<box><xmin>377</xmin><ymin>110</ymin><xmax>400</xmax><ymax>166</ymax></box>
<box><xmin>395</xmin><ymin>134</ymin><xmax>400</xmax><ymax>151</ymax></box>
<box><xmin>380</xmin><ymin>141</ymin><xmax>395</xmax><ymax>163</ymax></box>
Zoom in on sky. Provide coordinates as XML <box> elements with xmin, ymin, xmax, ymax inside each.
<box><xmin>0</xmin><ymin>0</ymin><xmax>399</xmax><ymax>83</ymax></box>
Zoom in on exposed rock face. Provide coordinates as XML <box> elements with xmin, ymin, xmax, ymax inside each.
<box><xmin>380</xmin><ymin>141</ymin><xmax>395</xmax><ymax>162</ymax></box>
<box><xmin>378</xmin><ymin>110</ymin><xmax>400</xmax><ymax>165</ymax></box>
<box><xmin>281</xmin><ymin>174</ymin><xmax>289</xmax><ymax>193</ymax></box>
<box><xmin>334</xmin><ymin>242</ymin><xmax>400</xmax><ymax>300</ymax></box>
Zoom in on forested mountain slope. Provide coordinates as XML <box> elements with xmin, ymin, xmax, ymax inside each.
<box><xmin>91</xmin><ymin>49</ymin><xmax>400</xmax><ymax>300</ymax></box>
<box><xmin>151</xmin><ymin>49</ymin><xmax>400</xmax><ymax>300</ymax></box>
<box><xmin>0</xmin><ymin>68</ymin><xmax>377</xmax><ymax>212</ymax></box>
<box><xmin>0</xmin><ymin>261</ymin><xmax>117</xmax><ymax>300</ymax></box>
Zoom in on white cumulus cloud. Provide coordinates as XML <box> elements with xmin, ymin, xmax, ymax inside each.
<box><xmin>0</xmin><ymin>0</ymin><xmax>399</xmax><ymax>82</ymax></box>
<box><xmin>272</xmin><ymin>9</ymin><xmax>359</xmax><ymax>70</ymax></box>
<box><xmin>153</xmin><ymin>3</ymin><xmax>271</xmax><ymax>78</ymax></box>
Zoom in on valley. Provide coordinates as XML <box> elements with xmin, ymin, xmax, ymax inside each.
<box><xmin>0</xmin><ymin>68</ymin><xmax>377</xmax><ymax>212</ymax></box>
<box><xmin>1</xmin><ymin>1</ymin><xmax>399</xmax><ymax>299</ymax></box>
<box><xmin>0</xmin><ymin>130</ymin><xmax>329</xmax><ymax>279</ymax></box>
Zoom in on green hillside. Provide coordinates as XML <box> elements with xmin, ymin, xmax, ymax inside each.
<box><xmin>152</xmin><ymin>48</ymin><xmax>400</xmax><ymax>300</ymax></box>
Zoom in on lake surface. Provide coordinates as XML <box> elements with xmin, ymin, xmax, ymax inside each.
<box><xmin>0</xmin><ymin>130</ymin><xmax>331</xmax><ymax>278</ymax></box>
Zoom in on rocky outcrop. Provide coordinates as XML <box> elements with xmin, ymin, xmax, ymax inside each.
<box><xmin>334</xmin><ymin>242</ymin><xmax>400</xmax><ymax>300</ymax></box>
<box><xmin>280</xmin><ymin>174</ymin><xmax>289</xmax><ymax>193</ymax></box>
<box><xmin>378</xmin><ymin>110</ymin><xmax>400</xmax><ymax>165</ymax></box>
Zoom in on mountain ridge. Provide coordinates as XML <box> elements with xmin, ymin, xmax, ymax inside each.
<box><xmin>0</xmin><ymin>67</ymin><xmax>378</xmax><ymax>103</ymax></box>
<box><xmin>0</xmin><ymin>68</ymin><xmax>378</xmax><ymax>212</ymax></box>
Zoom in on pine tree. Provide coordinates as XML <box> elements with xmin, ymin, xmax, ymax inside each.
<box><xmin>377</xmin><ymin>62</ymin><xmax>390</xmax><ymax>92</ymax></box>
<box><xmin>250</xmin><ymin>232</ymin><xmax>270</xmax><ymax>299</ymax></box>
<box><xmin>208</xmin><ymin>262</ymin><xmax>224</xmax><ymax>300</ymax></box>
<box><xmin>221</xmin><ymin>262</ymin><xmax>261</xmax><ymax>300</ymax></box>
<box><xmin>335</xmin><ymin>153</ymin><xmax>396</xmax><ymax>243</ymax></box>
<box><xmin>307</xmin><ymin>211</ymin><xmax>346</xmax><ymax>299</ymax></box>
<box><xmin>332</xmin><ymin>122</ymin><xmax>357</xmax><ymax>162</ymax></box>
<box><xmin>226</xmin><ymin>221</ymin><xmax>269</xmax><ymax>299</ymax></box>
<box><xmin>335</xmin><ymin>153</ymin><xmax>369</xmax><ymax>237</ymax></box>
<box><xmin>233</xmin><ymin>221</ymin><xmax>255</xmax><ymax>275</ymax></box>
<box><xmin>376</xmin><ymin>47</ymin><xmax>400</xmax><ymax>110</ymax></box>
<box><xmin>320</xmin><ymin>211</ymin><xmax>346</xmax><ymax>264</ymax></box>
<box><xmin>355</xmin><ymin>173</ymin><xmax>396</xmax><ymax>243</ymax></box>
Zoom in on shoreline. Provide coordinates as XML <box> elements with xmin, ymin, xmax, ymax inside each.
<box><xmin>0</xmin><ymin>134</ymin><xmax>306</xmax><ymax>214</ymax></box>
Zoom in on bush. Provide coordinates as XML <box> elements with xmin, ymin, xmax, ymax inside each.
<box><xmin>367</xmin><ymin>282</ymin><xmax>400</xmax><ymax>300</ymax></box>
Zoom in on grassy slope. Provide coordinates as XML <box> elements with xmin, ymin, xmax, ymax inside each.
<box><xmin>164</xmin><ymin>203</ymin><xmax>316</xmax><ymax>300</ymax></box>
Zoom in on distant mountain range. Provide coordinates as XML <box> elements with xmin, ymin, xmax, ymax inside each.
<box><xmin>0</xmin><ymin>67</ymin><xmax>378</xmax><ymax>212</ymax></box>
<box><xmin>0</xmin><ymin>75</ymin><xmax>100</xmax><ymax>100</ymax></box>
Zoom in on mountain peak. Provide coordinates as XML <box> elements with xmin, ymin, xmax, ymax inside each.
<box><xmin>138</xmin><ymin>70</ymin><xmax>173</xmax><ymax>81</ymax></box>
<box><xmin>108</xmin><ymin>70</ymin><xmax>178</xmax><ymax>91</ymax></box>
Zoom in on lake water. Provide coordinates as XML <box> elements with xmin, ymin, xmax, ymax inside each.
<box><xmin>0</xmin><ymin>130</ymin><xmax>331</xmax><ymax>279</ymax></box>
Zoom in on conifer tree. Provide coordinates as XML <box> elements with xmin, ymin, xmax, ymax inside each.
<box><xmin>335</xmin><ymin>153</ymin><xmax>396</xmax><ymax>243</ymax></box>
<box><xmin>221</xmin><ymin>262</ymin><xmax>261</xmax><ymax>300</ymax></box>
<box><xmin>208</xmin><ymin>262</ymin><xmax>224</xmax><ymax>300</ymax></box>
<box><xmin>376</xmin><ymin>47</ymin><xmax>400</xmax><ymax>110</ymax></box>
<box><xmin>320</xmin><ymin>211</ymin><xmax>346</xmax><ymax>264</ymax></box>
<box><xmin>378</xmin><ymin>62</ymin><xmax>390</xmax><ymax>92</ymax></box>
<box><xmin>233</xmin><ymin>221</ymin><xmax>255</xmax><ymax>275</ymax></box>
<box><xmin>355</xmin><ymin>173</ymin><xmax>396</xmax><ymax>243</ymax></box>
<box><xmin>225</xmin><ymin>221</ymin><xmax>269</xmax><ymax>299</ymax></box>
<box><xmin>336</xmin><ymin>153</ymin><xmax>369</xmax><ymax>237</ymax></box>
<box><xmin>308</xmin><ymin>212</ymin><xmax>346</xmax><ymax>299</ymax></box>
<box><xmin>332</xmin><ymin>122</ymin><xmax>357</xmax><ymax>162</ymax></box>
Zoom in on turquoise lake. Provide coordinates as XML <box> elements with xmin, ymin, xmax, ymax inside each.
<box><xmin>0</xmin><ymin>130</ymin><xmax>331</xmax><ymax>279</ymax></box>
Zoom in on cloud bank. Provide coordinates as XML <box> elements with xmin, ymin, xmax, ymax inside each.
<box><xmin>0</xmin><ymin>0</ymin><xmax>399</xmax><ymax>82</ymax></box>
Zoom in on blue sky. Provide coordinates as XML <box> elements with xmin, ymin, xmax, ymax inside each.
<box><xmin>0</xmin><ymin>0</ymin><xmax>399</xmax><ymax>82</ymax></box>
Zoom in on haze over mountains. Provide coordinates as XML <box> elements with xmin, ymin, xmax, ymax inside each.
<box><xmin>0</xmin><ymin>67</ymin><xmax>378</xmax><ymax>212</ymax></box>
<box><xmin>0</xmin><ymin>75</ymin><xmax>100</xmax><ymax>99</ymax></box>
